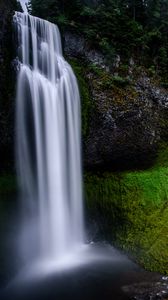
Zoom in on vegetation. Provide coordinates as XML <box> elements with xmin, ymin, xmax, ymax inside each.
<box><xmin>85</xmin><ymin>146</ymin><xmax>168</xmax><ymax>273</ymax></box>
<box><xmin>67</xmin><ymin>58</ymin><xmax>92</xmax><ymax>137</ymax></box>
<box><xmin>31</xmin><ymin>0</ymin><xmax>168</xmax><ymax>81</ymax></box>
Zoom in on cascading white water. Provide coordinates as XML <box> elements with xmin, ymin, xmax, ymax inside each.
<box><xmin>18</xmin><ymin>0</ymin><xmax>28</xmax><ymax>13</ymax></box>
<box><xmin>14</xmin><ymin>10</ymin><xmax>84</xmax><ymax>261</ymax></box>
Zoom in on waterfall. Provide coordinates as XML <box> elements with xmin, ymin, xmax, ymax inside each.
<box><xmin>18</xmin><ymin>0</ymin><xmax>28</xmax><ymax>13</ymax></box>
<box><xmin>14</xmin><ymin>11</ymin><xmax>84</xmax><ymax>262</ymax></box>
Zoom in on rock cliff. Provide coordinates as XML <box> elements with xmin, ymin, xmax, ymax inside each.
<box><xmin>64</xmin><ymin>32</ymin><xmax>168</xmax><ymax>170</ymax></box>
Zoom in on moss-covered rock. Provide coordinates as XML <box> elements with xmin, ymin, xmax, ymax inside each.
<box><xmin>83</xmin><ymin>65</ymin><xmax>168</xmax><ymax>170</ymax></box>
<box><xmin>65</xmin><ymin>32</ymin><xmax>168</xmax><ymax>170</ymax></box>
<box><xmin>85</xmin><ymin>147</ymin><xmax>168</xmax><ymax>274</ymax></box>
<box><xmin>68</xmin><ymin>58</ymin><xmax>92</xmax><ymax>137</ymax></box>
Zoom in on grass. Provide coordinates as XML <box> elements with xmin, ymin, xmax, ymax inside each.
<box><xmin>85</xmin><ymin>146</ymin><xmax>168</xmax><ymax>274</ymax></box>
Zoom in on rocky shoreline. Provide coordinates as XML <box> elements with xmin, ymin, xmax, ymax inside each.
<box><xmin>123</xmin><ymin>274</ymin><xmax>168</xmax><ymax>300</ymax></box>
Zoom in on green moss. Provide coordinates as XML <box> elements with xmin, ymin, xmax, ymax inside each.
<box><xmin>112</xmin><ymin>75</ymin><xmax>131</xmax><ymax>88</ymax></box>
<box><xmin>160</xmin><ymin>81</ymin><xmax>168</xmax><ymax>89</ymax></box>
<box><xmin>68</xmin><ymin>58</ymin><xmax>91</xmax><ymax>137</ymax></box>
<box><xmin>86</xmin><ymin>63</ymin><xmax>139</xmax><ymax>113</ymax></box>
<box><xmin>85</xmin><ymin>147</ymin><xmax>168</xmax><ymax>274</ymax></box>
<box><xmin>88</xmin><ymin>63</ymin><xmax>105</xmax><ymax>76</ymax></box>
<box><xmin>0</xmin><ymin>174</ymin><xmax>17</xmax><ymax>196</ymax></box>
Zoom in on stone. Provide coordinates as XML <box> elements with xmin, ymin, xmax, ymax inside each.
<box><xmin>64</xmin><ymin>32</ymin><xmax>168</xmax><ymax>170</ymax></box>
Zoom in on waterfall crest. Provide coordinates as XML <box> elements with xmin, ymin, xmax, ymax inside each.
<box><xmin>14</xmin><ymin>11</ymin><xmax>84</xmax><ymax>261</ymax></box>
<box><xmin>18</xmin><ymin>0</ymin><xmax>28</xmax><ymax>13</ymax></box>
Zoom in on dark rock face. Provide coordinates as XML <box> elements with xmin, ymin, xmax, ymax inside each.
<box><xmin>64</xmin><ymin>32</ymin><xmax>108</xmax><ymax>69</ymax></box>
<box><xmin>64</xmin><ymin>33</ymin><xmax>168</xmax><ymax>170</ymax></box>
<box><xmin>0</xmin><ymin>0</ymin><xmax>16</xmax><ymax>172</ymax></box>
<box><xmin>84</xmin><ymin>77</ymin><xmax>168</xmax><ymax>170</ymax></box>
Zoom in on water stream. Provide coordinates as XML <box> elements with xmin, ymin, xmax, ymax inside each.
<box><xmin>14</xmin><ymin>9</ymin><xmax>84</xmax><ymax>262</ymax></box>
<box><xmin>0</xmin><ymin>3</ymin><xmax>163</xmax><ymax>300</ymax></box>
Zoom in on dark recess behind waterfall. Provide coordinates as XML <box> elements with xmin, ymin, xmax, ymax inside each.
<box><xmin>0</xmin><ymin>0</ymin><xmax>17</xmax><ymax>174</ymax></box>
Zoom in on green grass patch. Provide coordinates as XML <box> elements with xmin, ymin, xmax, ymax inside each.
<box><xmin>85</xmin><ymin>146</ymin><xmax>168</xmax><ymax>274</ymax></box>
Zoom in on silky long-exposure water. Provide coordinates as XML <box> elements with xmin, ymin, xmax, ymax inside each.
<box><xmin>14</xmin><ymin>10</ymin><xmax>84</xmax><ymax>262</ymax></box>
<box><xmin>0</xmin><ymin>4</ymin><xmax>163</xmax><ymax>300</ymax></box>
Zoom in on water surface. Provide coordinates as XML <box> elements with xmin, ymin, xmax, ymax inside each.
<box><xmin>2</xmin><ymin>243</ymin><xmax>142</xmax><ymax>300</ymax></box>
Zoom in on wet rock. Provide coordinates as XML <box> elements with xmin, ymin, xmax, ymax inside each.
<box><xmin>113</xmin><ymin>55</ymin><xmax>121</xmax><ymax>68</ymax></box>
<box><xmin>135</xmin><ymin>77</ymin><xmax>168</xmax><ymax>108</ymax></box>
<box><xmin>64</xmin><ymin>32</ymin><xmax>108</xmax><ymax>70</ymax></box>
<box><xmin>64</xmin><ymin>32</ymin><xmax>168</xmax><ymax>170</ymax></box>
<box><xmin>162</xmin><ymin>277</ymin><xmax>168</xmax><ymax>281</ymax></box>
<box><xmin>122</xmin><ymin>277</ymin><xmax>168</xmax><ymax>300</ymax></box>
<box><xmin>84</xmin><ymin>73</ymin><xmax>168</xmax><ymax>170</ymax></box>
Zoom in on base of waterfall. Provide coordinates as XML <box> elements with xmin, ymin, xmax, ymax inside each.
<box><xmin>2</xmin><ymin>243</ymin><xmax>141</xmax><ymax>300</ymax></box>
<box><xmin>6</xmin><ymin>243</ymin><xmax>129</xmax><ymax>280</ymax></box>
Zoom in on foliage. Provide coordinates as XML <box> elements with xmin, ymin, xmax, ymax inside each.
<box><xmin>31</xmin><ymin>0</ymin><xmax>168</xmax><ymax>79</ymax></box>
<box><xmin>112</xmin><ymin>75</ymin><xmax>130</xmax><ymax>87</ymax></box>
<box><xmin>85</xmin><ymin>146</ymin><xmax>168</xmax><ymax>274</ymax></box>
<box><xmin>67</xmin><ymin>58</ymin><xmax>91</xmax><ymax>137</ymax></box>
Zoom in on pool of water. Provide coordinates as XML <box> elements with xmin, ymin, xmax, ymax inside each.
<box><xmin>0</xmin><ymin>194</ymin><xmax>162</xmax><ymax>300</ymax></box>
<box><xmin>1</xmin><ymin>242</ymin><xmax>148</xmax><ymax>300</ymax></box>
